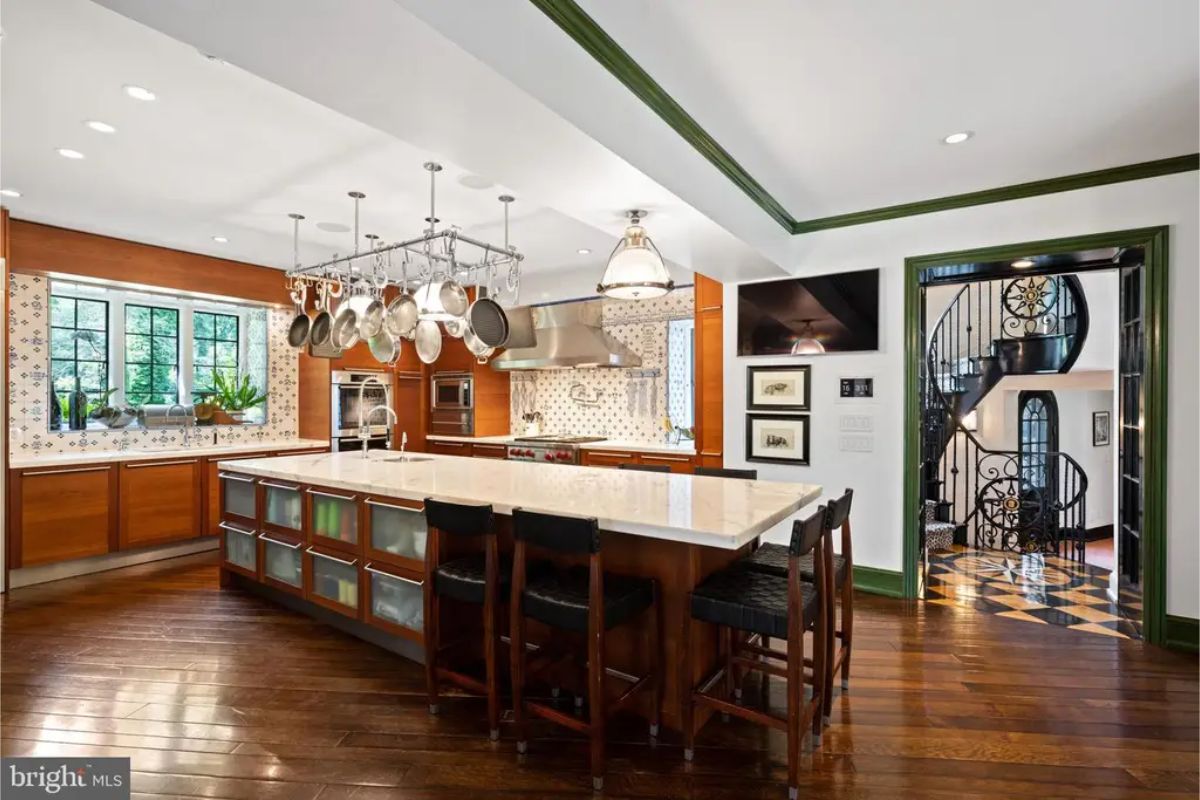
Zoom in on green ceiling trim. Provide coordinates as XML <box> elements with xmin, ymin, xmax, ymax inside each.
<box><xmin>531</xmin><ymin>3</ymin><xmax>1198</xmax><ymax>236</ymax></box>
<box><xmin>793</xmin><ymin>154</ymin><xmax>1200</xmax><ymax>234</ymax></box>
<box><xmin>528</xmin><ymin>0</ymin><xmax>798</xmax><ymax>232</ymax></box>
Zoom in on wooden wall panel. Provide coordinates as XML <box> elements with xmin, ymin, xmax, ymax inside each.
<box><xmin>693</xmin><ymin>274</ymin><xmax>724</xmax><ymax>468</ymax></box>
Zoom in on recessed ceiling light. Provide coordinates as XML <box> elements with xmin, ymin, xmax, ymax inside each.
<box><xmin>457</xmin><ymin>173</ymin><xmax>495</xmax><ymax>190</ymax></box>
<box><xmin>1011</xmin><ymin>258</ymin><xmax>1035</xmax><ymax>269</ymax></box>
<box><xmin>123</xmin><ymin>84</ymin><xmax>156</xmax><ymax>101</ymax></box>
<box><xmin>84</xmin><ymin>120</ymin><xmax>117</xmax><ymax>134</ymax></box>
<box><xmin>942</xmin><ymin>131</ymin><xmax>973</xmax><ymax>145</ymax></box>
<box><xmin>577</xmin><ymin>248</ymin><xmax>592</xmax><ymax>255</ymax></box>
<box><xmin>211</xmin><ymin>235</ymin><xmax>228</xmax><ymax>244</ymax></box>
<box><xmin>56</xmin><ymin>148</ymin><xmax>85</xmax><ymax>159</ymax></box>
<box><xmin>0</xmin><ymin>188</ymin><xmax>21</xmax><ymax>198</ymax></box>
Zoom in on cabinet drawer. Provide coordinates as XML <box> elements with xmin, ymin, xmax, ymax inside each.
<box><xmin>220</xmin><ymin>520</ymin><xmax>258</xmax><ymax>578</ymax></box>
<box><xmin>307</xmin><ymin>487</ymin><xmax>361</xmax><ymax>552</ymax></box>
<box><xmin>259</xmin><ymin>533</ymin><xmax>305</xmax><ymax>595</ymax></box>
<box><xmin>364</xmin><ymin>561</ymin><xmax>424</xmax><ymax>640</ymax></box>
<box><xmin>365</xmin><ymin>497</ymin><xmax>427</xmax><ymax>568</ymax></box>
<box><xmin>120</xmin><ymin>459</ymin><xmax>202</xmax><ymax>549</ymax></box>
<box><xmin>14</xmin><ymin>465</ymin><xmax>115</xmax><ymax>567</ymax></box>
<box><xmin>427</xmin><ymin>440</ymin><xmax>472</xmax><ymax>457</ymax></box>
<box><xmin>638</xmin><ymin>454</ymin><xmax>696</xmax><ymax>474</ymax></box>
<box><xmin>471</xmin><ymin>443</ymin><xmax>508</xmax><ymax>460</ymax></box>
<box><xmin>262</xmin><ymin>480</ymin><xmax>304</xmax><ymax>535</ymax></box>
<box><xmin>305</xmin><ymin>545</ymin><xmax>361</xmax><ymax>618</ymax></box>
<box><xmin>583</xmin><ymin>450</ymin><xmax>639</xmax><ymax>468</ymax></box>
<box><xmin>219</xmin><ymin>471</ymin><xmax>258</xmax><ymax>525</ymax></box>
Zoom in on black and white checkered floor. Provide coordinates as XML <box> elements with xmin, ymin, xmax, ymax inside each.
<box><xmin>926</xmin><ymin>545</ymin><xmax>1142</xmax><ymax>639</ymax></box>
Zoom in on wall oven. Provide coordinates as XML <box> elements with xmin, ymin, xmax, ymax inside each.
<box><xmin>331</xmin><ymin>369</ymin><xmax>391</xmax><ymax>451</ymax></box>
<box><xmin>430</xmin><ymin>371</ymin><xmax>474</xmax><ymax>436</ymax></box>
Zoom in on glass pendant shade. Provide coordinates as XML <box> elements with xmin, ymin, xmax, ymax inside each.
<box><xmin>414</xmin><ymin>280</ymin><xmax>456</xmax><ymax>321</ymax></box>
<box><xmin>598</xmin><ymin>217</ymin><xmax>674</xmax><ymax>300</ymax></box>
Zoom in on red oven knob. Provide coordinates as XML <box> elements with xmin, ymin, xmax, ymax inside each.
<box><xmin>556</xmin><ymin>452</ymin><xmax>570</xmax><ymax>461</ymax></box>
<box><xmin>544</xmin><ymin>453</ymin><xmax>553</xmax><ymax>461</ymax></box>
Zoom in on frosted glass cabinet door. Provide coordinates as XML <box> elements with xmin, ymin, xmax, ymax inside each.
<box><xmin>367</xmin><ymin>499</ymin><xmax>427</xmax><ymax>563</ymax></box>
<box><xmin>261</xmin><ymin>535</ymin><xmax>303</xmax><ymax>590</ymax></box>
<box><xmin>307</xmin><ymin>547</ymin><xmax>359</xmax><ymax>616</ymax></box>
<box><xmin>366</xmin><ymin>564</ymin><xmax>424</xmax><ymax>634</ymax></box>
<box><xmin>220</xmin><ymin>472</ymin><xmax>257</xmax><ymax>521</ymax></box>
<box><xmin>309</xmin><ymin>489</ymin><xmax>359</xmax><ymax>547</ymax></box>
<box><xmin>221</xmin><ymin>522</ymin><xmax>257</xmax><ymax>575</ymax></box>
<box><xmin>262</xmin><ymin>481</ymin><xmax>303</xmax><ymax>532</ymax></box>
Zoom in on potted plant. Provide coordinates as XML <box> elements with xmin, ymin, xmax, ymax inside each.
<box><xmin>209</xmin><ymin>371</ymin><xmax>268</xmax><ymax>425</ymax></box>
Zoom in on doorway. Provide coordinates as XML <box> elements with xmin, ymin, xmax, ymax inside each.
<box><xmin>902</xmin><ymin>228</ymin><xmax>1168</xmax><ymax>644</ymax></box>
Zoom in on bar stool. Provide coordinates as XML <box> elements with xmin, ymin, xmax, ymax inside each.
<box><xmin>423</xmin><ymin>498</ymin><xmax>507</xmax><ymax>740</ymax></box>
<box><xmin>509</xmin><ymin>508</ymin><xmax>661</xmax><ymax>792</ymax></box>
<box><xmin>618</xmin><ymin>463</ymin><xmax>671</xmax><ymax>473</ymax></box>
<box><xmin>741</xmin><ymin>489</ymin><xmax>854</xmax><ymax>720</ymax></box>
<box><xmin>682</xmin><ymin>507</ymin><xmax>830</xmax><ymax>800</ymax></box>
<box><xmin>694</xmin><ymin>467</ymin><xmax>758</xmax><ymax>479</ymax></box>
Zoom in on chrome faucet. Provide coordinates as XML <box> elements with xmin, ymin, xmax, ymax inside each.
<box><xmin>360</xmin><ymin>405</ymin><xmax>398</xmax><ymax>458</ymax></box>
<box><xmin>167</xmin><ymin>402</ymin><xmax>194</xmax><ymax>446</ymax></box>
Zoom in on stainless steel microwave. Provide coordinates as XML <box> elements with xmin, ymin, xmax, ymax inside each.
<box><xmin>431</xmin><ymin>372</ymin><xmax>473</xmax><ymax>410</ymax></box>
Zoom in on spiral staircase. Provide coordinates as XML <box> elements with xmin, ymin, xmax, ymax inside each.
<box><xmin>923</xmin><ymin>274</ymin><xmax>1091</xmax><ymax>558</ymax></box>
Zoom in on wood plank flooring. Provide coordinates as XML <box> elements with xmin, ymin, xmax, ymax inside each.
<box><xmin>1</xmin><ymin>552</ymin><xmax>1196</xmax><ymax>798</ymax></box>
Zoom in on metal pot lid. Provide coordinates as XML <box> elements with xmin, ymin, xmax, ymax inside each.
<box><xmin>414</xmin><ymin>319</ymin><xmax>443</xmax><ymax>364</ymax></box>
<box><xmin>358</xmin><ymin>298</ymin><xmax>385</xmax><ymax>339</ymax></box>
<box><xmin>385</xmin><ymin>293</ymin><xmax>419</xmax><ymax>338</ymax></box>
<box><xmin>443</xmin><ymin>317</ymin><xmax>467</xmax><ymax>339</ymax></box>
<box><xmin>368</xmin><ymin>330</ymin><xmax>398</xmax><ymax>363</ymax></box>
<box><xmin>439</xmin><ymin>280</ymin><xmax>469</xmax><ymax>318</ymax></box>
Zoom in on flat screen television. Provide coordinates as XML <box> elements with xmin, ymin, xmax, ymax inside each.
<box><xmin>737</xmin><ymin>268</ymin><xmax>879</xmax><ymax>356</ymax></box>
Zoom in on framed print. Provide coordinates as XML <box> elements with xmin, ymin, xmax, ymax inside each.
<box><xmin>1093</xmin><ymin>410</ymin><xmax>1111</xmax><ymax>446</ymax></box>
<box><xmin>746</xmin><ymin>413</ymin><xmax>810</xmax><ymax>465</ymax></box>
<box><xmin>747</xmin><ymin>365</ymin><xmax>811</xmax><ymax>411</ymax></box>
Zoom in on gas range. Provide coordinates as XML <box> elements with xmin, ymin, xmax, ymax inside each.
<box><xmin>506</xmin><ymin>435</ymin><xmax>607</xmax><ymax>465</ymax></box>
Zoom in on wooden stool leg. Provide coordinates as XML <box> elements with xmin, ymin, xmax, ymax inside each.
<box><xmin>484</xmin><ymin>536</ymin><xmax>500</xmax><ymax>741</ymax></box>
<box><xmin>648</xmin><ymin>584</ymin><xmax>662</xmax><ymax>738</ymax></box>
<box><xmin>720</xmin><ymin>625</ymin><xmax>734</xmax><ymax>720</ymax></box>
<box><xmin>681</xmin><ymin>610</ymin><xmax>696</xmax><ymax>761</ymax></box>
<box><xmin>587</xmin><ymin>556</ymin><xmax>607</xmax><ymax>792</ymax></box>
<box><xmin>822</xmin><ymin>565</ymin><xmax>836</xmax><ymax>725</ymax></box>
<box><xmin>812</xmin><ymin>608</ymin><xmax>826</xmax><ymax>746</ymax></box>
<box><xmin>425</xmin><ymin>590</ymin><xmax>440</xmax><ymax>715</ymax></box>
<box><xmin>841</xmin><ymin>571</ymin><xmax>854</xmax><ymax>691</ymax></box>
<box><xmin>787</xmin><ymin>624</ymin><xmax>804</xmax><ymax>800</ymax></box>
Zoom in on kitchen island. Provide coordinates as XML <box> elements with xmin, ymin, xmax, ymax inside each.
<box><xmin>216</xmin><ymin>450</ymin><xmax>821</xmax><ymax>730</ymax></box>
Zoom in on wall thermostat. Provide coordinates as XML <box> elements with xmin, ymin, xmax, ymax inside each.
<box><xmin>840</xmin><ymin>377</ymin><xmax>874</xmax><ymax>398</ymax></box>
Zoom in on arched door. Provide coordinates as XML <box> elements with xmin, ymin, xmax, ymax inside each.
<box><xmin>1018</xmin><ymin>391</ymin><xmax>1059</xmax><ymax>491</ymax></box>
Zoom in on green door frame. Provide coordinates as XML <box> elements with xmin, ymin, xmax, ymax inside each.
<box><xmin>902</xmin><ymin>226</ymin><xmax>1170</xmax><ymax>644</ymax></box>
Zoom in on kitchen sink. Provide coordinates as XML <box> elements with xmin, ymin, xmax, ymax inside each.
<box><xmin>378</xmin><ymin>455</ymin><xmax>433</xmax><ymax>464</ymax></box>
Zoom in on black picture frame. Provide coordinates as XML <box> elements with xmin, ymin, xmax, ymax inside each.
<box><xmin>745</xmin><ymin>413</ymin><xmax>811</xmax><ymax>465</ymax></box>
<box><xmin>746</xmin><ymin>365</ymin><xmax>812</xmax><ymax>411</ymax></box>
<box><xmin>1093</xmin><ymin>410</ymin><xmax>1111</xmax><ymax>446</ymax></box>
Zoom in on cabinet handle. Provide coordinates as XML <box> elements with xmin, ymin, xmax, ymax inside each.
<box><xmin>218</xmin><ymin>472</ymin><xmax>257</xmax><ymax>483</ymax></box>
<box><xmin>23</xmin><ymin>465</ymin><xmax>110</xmax><ymax>477</ymax></box>
<box><xmin>643</xmin><ymin>455</ymin><xmax>692</xmax><ymax>463</ymax></box>
<box><xmin>306</xmin><ymin>547</ymin><xmax>358</xmax><ymax>567</ymax></box>
<box><xmin>261</xmin><ymin>481</ymin><xmax>300</xmax><ymax>492</ymax></box>
<box><xmin>596</xmin><ymin>453</ymin><xmax>634</xmax><ymax>459</ymax></box>
<box><xmin>432</xmin><ymin>441</ymin><xmax>466</xmax><ymax>447</ymax></box>
<box><xmin>700</xmin><ymin>305</ymin><xmax>722</xmax><ymax>312</ymax></box>
<box><xmin>366</xmin><ymin>498</ymin><xmax>421</xmax><ymax>513</ymax></box>
<box><xmin>396</xmin><ymin>371</ymin><xmax>422</xmax><ymax>380</ymax></box>
<box><xmin>125</xmin><ymin>459</ymin><xmax>199</xmax><ymax>468</ymax></box>
<box><xmin>364</xmin><ymin>562</ymin><xmax>424</xmax><ymax>585</ymax></box>
<box><xmin>218</xmin><ymin>521</ymin><xmax>256</xmax><ymax>537</ymax></box>
<box><xmin>258</xmin><ymin>533</ymin><xmax>303</xmax><ymax>549</ymax></box>
<box><xmin>475</xmin><ymin>445</ymin><xmax>505</xmax><ymax>451</ymax></box>
<box><xmin>700</xmin><ymin>451</ymin><xmax>723</xmax><ymax>457</ymax></box>
<box><xmin>307</xmin><ymin>488</ymin><xmax>358</xmax><ymax>502</ymax></box>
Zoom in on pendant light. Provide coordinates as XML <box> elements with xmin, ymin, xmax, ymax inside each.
<box><xmin>790</xmin><ymin>318</ymin><xmax>825</xmax><ymax>355</ymax></box>
<box><xmin>597</xmin><ymin>210</ymin><xmax>674</xmax><ymax>300</ymax></box>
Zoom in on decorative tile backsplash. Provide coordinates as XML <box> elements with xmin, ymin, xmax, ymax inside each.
<box><xmin>7</xmin><ymin>273</ymin><xmax>298</xmax><ymax>456</ymax></box>
<box><xmin>509</xmin><ymin>287</ymin><xmax>693</xmax><ymax>443</ymax></box>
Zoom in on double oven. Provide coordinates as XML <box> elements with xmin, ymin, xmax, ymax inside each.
<box><xmin>430</xmin><ymin>371</ymin><xmax>474</xmax><ymax>436</ymax></box>
<box><xmin>331</xmin><ymin>369</ymin><xmax>392</xmax><ymax>452</ymax></box>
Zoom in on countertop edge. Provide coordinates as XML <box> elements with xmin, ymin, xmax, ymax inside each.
<box><xmin>9</xmin><ymin>439</ymin><xmax>330</xmax><ymax>470</ymax></box>
<box><xmin>426</xmin><ymin>434</ymin><xmax>698</xmax><ymax>457</ymax></box>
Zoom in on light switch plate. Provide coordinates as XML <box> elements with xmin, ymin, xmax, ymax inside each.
<box><xmin>839</xmin><ymin>435</ymin><xmax>874</xmax><ymax>453</ymax></box>
<box><xmin>839</xmin><ymin>414</ymin><xmax>874</xmax><ymax>432</ymax></box>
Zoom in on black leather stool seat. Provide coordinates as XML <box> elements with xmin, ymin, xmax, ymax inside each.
<box><xmin>690</xmin><ymin>566</ymin><xmax>820</xmax><ymax>639</ymax></box>
<box><xmin>521</xmin><ymin>566</ymin><xmax>654</xmax><ymax>633</ymax></box>
<box><xmin>434</xmin><ymin>554</ymin><xmax>513</xmax><ymax>605</ymax></box>
<box><xmin>741</xmin><ymin>543</ymin><xmax>847</xmax><ymax>586</ymax></box>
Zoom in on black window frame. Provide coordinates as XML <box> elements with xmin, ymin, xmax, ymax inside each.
<box><xmin>191</xmin><ymin>310</ymin><xmax>240</xmax><ymax>403</ymax></box>
<box><xmin>49</xmin><ymin>294</ymin><xmax>110</xmax><ymax>427</ymax></box>
<box><xmin>124</xmin><ymin>303</ymin><xmax>180</xmax><ymax>406</ymax></box>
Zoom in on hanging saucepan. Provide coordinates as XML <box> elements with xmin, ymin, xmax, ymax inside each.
<box><xmin>442</xmin><ymin>317</ymin><xmax>466</xmax><ymax>339</ymax></box>
<box><xmin>414</xmin><ymin>319</ymin><xmax>443</xmax><ymax>364</ymax></box>
<box><xmin>438</xmin><ymin>237</ymin><xmax>469</xmax><ymax>318</ymax></box>
<box><xmin>475</xmin><ymin>346</ymin><xmax>495</xmax><ymax>365</ymax></box>
<box><xmin>330</xmin><ymin>283</ymin><xmax>360</xmax><ymax>349</ymax></box>
<box><xmin>357</xmin><ymin>288</ymin><xmax>385</xmax><ymax>339</ymax></box>
<box><xmin>368</xmin><ymin>329</ymin><xmax>399</xmax><ymax>364</ymax></box>
<box><xmin>467</xmin><ymin>275</ymin><xmax>509</xmax><ymax>348</ymax></box>
<box><xmin>309</xmin><ymin>282</ymin><xmax>334</xmax><ymax>347</ymax></box>
<box><xmin>462</xmin><ymin>325</ymin><xmax>491</xmax><ymax>358</ymax></box>
<box><xmin>384</xmin><ymin>255</ymin><xmax>420</xmax><ymax>339</ymax></box>
<box><xmin>287</xmin><ymin>283</ymin><xmax>311</xmax><ymax>348</ymax></box>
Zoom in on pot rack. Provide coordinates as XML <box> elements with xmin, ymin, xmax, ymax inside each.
<box><xmin>284</xmin><ymin>162</ymin><xmax>523</xmax><ymax>297</ymax></box>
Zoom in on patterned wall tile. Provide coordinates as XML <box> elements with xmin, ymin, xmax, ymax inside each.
<box><xmin>7</xmin><ymin>274</ymin><xmax>299</xmax><ymax>455</ymax></box>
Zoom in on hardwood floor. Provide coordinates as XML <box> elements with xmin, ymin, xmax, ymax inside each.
<box><xmin>2</xmin><ymin>552</ymin><xmax>1196</xmax><ymax>799</ymax></box>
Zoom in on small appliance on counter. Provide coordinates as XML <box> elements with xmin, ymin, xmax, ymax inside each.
<box><xmin>331</xmin><ymin>369</ymin><xmax>392</xmax><ymax>452</ymax></box>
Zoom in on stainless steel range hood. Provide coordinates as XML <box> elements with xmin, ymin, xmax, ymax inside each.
<box><xmin>491</xmin><ymin>300</ymin><xmax>641</xmax><ymax>370</ymax></box>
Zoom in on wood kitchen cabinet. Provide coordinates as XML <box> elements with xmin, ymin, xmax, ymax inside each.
<box><xmin>470</xmin><ymin>442</ymin><xmax>508</xmax><ymax>460</ymax></box>
<box><xmin>427</xmin><ymin>440</ymin><xmax>473</xmax><ymax>457</ymax></box>
<box><xmin>582</xmin><ymin>449</ymin><xmax>641</xmax><ymax>469</ymax></box>
<box><xmin>9</xmin><ymin>464</ymin><xmax>117</xmax><ymax>567</ymax></box>
<box><xmin>694</xmin><ymin>273</ymin><xmax>724</xmax><ymax>469</ymax></box>
<box><xmin>304</xmin><ymin>543</ymin><xmax>362</xmax><ymax>619</ymax></box>
<box><xmin>119</xmin><ymin>458</ymin><xmax>203</xmax><ymax>549</ymax></box>
<box><xmin>203</xmin><ymin>452</ymin><xmax>272</xmax><ymax>536</ymax></box>
<box><xmin>363</xmin><ymin>559</ymin><xmax>425</xmax><ymax>642</ymax></box>
<box><xmin>639</xmin><ymin>453</ymin><xmax>697</xmax><ymax>473</ymax></box>
<box><xmin>581</xmin><ymin>449</ymin><xmax>697</xmax><ymax>471</ymax></box>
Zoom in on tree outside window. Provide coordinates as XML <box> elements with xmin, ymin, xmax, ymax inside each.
<box><xmin>125</xmin><ymin>304</ymin><xmax>179</xmax><ymax>405</ymax></box>
<box><xmin>49</xmin><ymin>296</ymin><xmax>109</xmax><ymax>421</ymax></box>
<box><xmin>192</xmin><ymin>311</ymin><xmax>239</xmax><ymax>402</ymax></box>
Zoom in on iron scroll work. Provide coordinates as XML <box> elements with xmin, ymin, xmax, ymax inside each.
<box><xmin>973</xmin><ymin>450</ymin><xmax>1088</xmax><ymax>555</ymax></box>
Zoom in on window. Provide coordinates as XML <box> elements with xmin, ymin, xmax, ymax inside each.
<box><xmin>124</xmin><ymin>304</ymin><xmax>180</xmax><ymax>406</ymax></box>
<box><xmin>1018</xmin><ymin>390</ymin><xmax>1059</xmax><ymax>490</ymax></box>
<box><xmin>50</xmin><ymin>295</ymin><xmax>109</xmax><ymax>399</ymax></box>
<box><xmin>192</xmin><ymin>311</ymin><xmax>239</xmax><ymax>402</ymax></box>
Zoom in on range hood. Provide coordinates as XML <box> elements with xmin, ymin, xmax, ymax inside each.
<box><xmin>491</xmin><ymin>300</ymin><xmax>641</xmax><ymax>370</ymax></box>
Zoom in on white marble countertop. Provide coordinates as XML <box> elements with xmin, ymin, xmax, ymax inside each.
<box><xmin>426</xmin><ymin>434</ymin><xmax>697</xmax><ymax>456</ymax></box>
<box><xmin>219</xmin><ymin>451</ymin><xmax>819</xmax><ymax>549</ymax></box>
<box><xmin>10</xmin><ymin>439</ymin><xmax>330</xmax><ymax>469</ymax></box>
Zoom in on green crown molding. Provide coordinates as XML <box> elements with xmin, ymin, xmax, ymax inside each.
<box><xmin>529</xmin><ymin>0</ymin><xmax>798</xmax><ymax>232</ymax></box>
<box><xmin>793</xmin><ymin>155</ymin><xmax>1199</xmax><ymax>233</ymax></box>
<box><xmin>530</xmin><ymin>3</ymin><xmax>1198</xmax><ymax>235</ymax></box>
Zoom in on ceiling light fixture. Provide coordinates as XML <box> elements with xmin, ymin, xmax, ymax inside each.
<box><xmin>597</xmin><ymin>210</ymin><xmax>673</xmax><ymax>300</ymax></box>
<box><xmin>942</xmin><ymin>131</ymin><xmax>973</xmax><ymax>145</ymax></box>
<box><xmin>123</xmin><ymin>84</ymin><xmax>156</xmax><ymax>101</ymax></box>
<box><xmin>0</xmin><ymin>189</ymin><xmax>21</xmax><ymax>198</ymax></box>
<box><xmin>85</xmin><ymin>120</ymin><xmax>117</xmax><ymax>134</ymax></box>
<box><xmin>577</xmin><ymin>248</ymin><xmax>591</xmax><ymax>255</ymax></box>
<box><xmin>212</xmin><ymin>235</ymin><xmax>228</xmax><ymax>243</ymax></box>
<box><xmin>789</xmin><ymin>318</ymin><xmax>825</xmax><ymax>355</ymax></box>
<box><xmin>1011</xmin><ymin>258</ymin><xmax>1035</xmax><ymax>269</ymax></box>
<box><xmin>56</xmin><ymin>148</ymin><xmax>85</xmax><ymax>159</ymax></box>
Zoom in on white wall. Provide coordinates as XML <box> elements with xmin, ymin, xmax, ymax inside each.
<box><xmin>721</xmin><ymin>171</ymin><xmax>1199</xmax><ymax>619</ymax></box>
